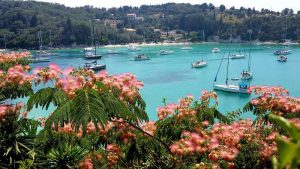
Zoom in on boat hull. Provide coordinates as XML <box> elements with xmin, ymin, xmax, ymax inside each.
<box><xmin>85</xmin><ymin>55</ymin><xmax>102</xmax><ymax>59</ymax></box>
<box><xmin>213</xmin><ymin>84</ymin><xmax>250</xmax><ymax>94</ymax></box>
<box><xmin>181</xmin><ymin>47</ymin><xmax>192</xmax><ymax>50</ymax></box>
<box><xmin>192</xmin><ymin>62</ymin><xmax>207</xmax><ymax>68</ymax></box>
<box><xmin>230</xmin><ymin>55</ymin><xmax>246</xmax><ymax>59</ymax></box>
<box><xmin>29</xmin><ymin>58</ymin><xmax>50</xmax><ymax>63</ymax></box>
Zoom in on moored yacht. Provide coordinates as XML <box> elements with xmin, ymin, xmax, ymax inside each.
<box><xmin>181</xmin><ymin>43</ymin><xmax>192</xmax><ymax>50</ymax></box>
<box><xmin>131</xmin><ymin>54</ymin><xmax>150</xmax><ymax>61</ymax></box>
<box><xmin>28</xmin><ymin>56</ymin><xmax>50</xmax><ymax>63</ymax></box>
<box><xmin>84</xmin><ymin>60</ymin><xmax>106</xmax><ymax>71</ymax></box>
<box><xmin>277</xmin><ymin>55</ymin><xmax>287</xmax><ymax>62</ymax></box>
<box><xmin>128</xmin><ymin>45</ymin><xmax>141</xmax><ymax>52</ymax></box>
<box><xmin>85</xmin><ymin>51</ymin><xmax>102</xmax><ymax>59</ymax></box>
<box><xmin>212</xmin><ymin>48</ymin><xmax>221</xmax><ymax>53</ymax></box>
<box><xmin>159</xmin><ymin>50</ymin><xmax>174</xmax><ymax>55</ymax></box>
<box><xmin>241</xmin><ymin>71</ymin><xmax>253</xmax><ymax>80</ymax></box>
<box><xmin>84</xmin><ymin>47</ymin><xmax>95</xmax><ymax>52</ymax></box>
<box><xmin>191</xmin><ymin>60</ymin><xmax>207</xmax><ymax>68</ymax></box>
<box><xmin>213</xmin><ymin>35</ymin><xmax>251</xmax><ymax>94</ymax></box>
<box><xmin>273</xmin><ymin>49</ymin><xmax>291</xmax><ymax>55</ymax></box>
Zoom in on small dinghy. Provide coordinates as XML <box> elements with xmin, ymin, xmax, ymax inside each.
<box><xmin>277</xmin><ymin>55</ymin><xmax>287</xmax><ymax>62</ymax></box>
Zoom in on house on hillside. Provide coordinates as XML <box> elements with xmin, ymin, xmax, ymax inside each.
<box><xmin>104</xmin><ymin>19</ymin><xmax>122</xmax><ymax>28</ymax></box>
<box><xmin>126</xmin><ymin>13</ymin><xmax>144</xmax><ymax>21</ymax></box>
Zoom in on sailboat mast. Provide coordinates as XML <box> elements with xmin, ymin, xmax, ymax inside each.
<box><xmin>91</xmin><ymin>16</ymin><xmax>96</xmax><ymax>56</ymax></box>
<box><xmin>226</xmin><ymin>35</ymin><xmax>232</xmax><ymax>85</ymax></box>
<box><xmin>49</xmin><ymin>30</ymin><xmax>52</xmax><ymax>48</ymax></box>
<box><xmin>3</xmin><ymin>34</ymin><xmax>6</xmax><ymax>49</ymax></box>
<box><xmin>248</xmin><ymin>30</ymin><xmax>252</xmax><ymax>71</ymax></box>
<box><xmin>284</xmin><ymin>15</ymin><xmax>288</xmax><ymax>42</ymax></box>
<box><xmin>202</xmin><ymin>29</ymin><xmax>205</xmax><ymax>42</ymax></box>
<box><xmin>38</xmin><ymin>31</ymin><xmax>41</xmax><ymax>50</ymax></box>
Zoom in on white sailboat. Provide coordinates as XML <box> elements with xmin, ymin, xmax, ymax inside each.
<box><xmin>192</xmin><ymin>54</ymin><xmax>207</xmax><ymax>68</ymax></box>
<box><xmin>192</xmin><ymin>60</ymin><xmax>207</xmax><ymax>68</ymax></box>
<box><xmin>84</xmin><ymin>60</ymin><xmax>106</xmax><ymax>71</ymax></box>
<box><xmin>30</xmin><ymin>31</ymin><xmax>51</xmax><ymax>63</ymax></box>
<box><xmin>107</xmin><ymin>31</ymin><xmax>121</xmax><ymax>54</ymax></box>
<box><xmin>274</xmin><ymin>15</ymin><xmax>292</xmax><ymax>55</ymax></box>
<box><xmin>213</xmin><ymin>35</ymin><xmax>250</xmax><ymax>94</ymax></box>
<box><xmin>241</xmin><ymin>30</ymin><xmax>253</xmax><ymax>80</ymax></box>
<box><xmin>85</xmin><ymin>18</ymin><xmax>102</xmax><ymax>60</ymax></box>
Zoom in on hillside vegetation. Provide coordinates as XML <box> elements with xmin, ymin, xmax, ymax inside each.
<box><xmin>0</xmin><ymin>0</ymin><xmax>299</xmax><ymax>49</ymax></box>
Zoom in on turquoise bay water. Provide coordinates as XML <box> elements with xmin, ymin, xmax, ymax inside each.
<box><xmin>27</xmin><ymin>43</ymin><xmax>300</xmax><ymax>120</ymax></box>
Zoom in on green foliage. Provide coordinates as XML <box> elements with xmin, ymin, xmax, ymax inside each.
<box><xmin>0</xmin><ymin>82</ymin><xmax>33</xmax><ymax>102</ymax></box>
<box><xmin>0</xmin><ymin>1</ymin><xmax>300</xmax><ymax>49</ymax></box>
<box><xmin>45</xmin><ymin>144</ymin><xmax>88</xmax><ymax>169</ymax></box>
<box><xmin>0</xmin><ymin>114</ymin><xmax>38</xmax><ymax>168</ymax></box>
<box><xmin>27</xmin><ymin>84</ymin><xmax>148</xmax><ymax>135</ymax></box>
<box><xmin>269</xmin><ymin>114</ymin><xmax>300</xmax><ymax>169</ymax></box>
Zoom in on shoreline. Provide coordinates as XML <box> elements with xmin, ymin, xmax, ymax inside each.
<box><xmin>1</xmin><ymin>41</ymin><xmax>299</xmax><ymax>51</ymax></box>
<box><xmin>102</xmin><ymin>41</ymin><xmax>299</xmax><ymax>48</ymax></box>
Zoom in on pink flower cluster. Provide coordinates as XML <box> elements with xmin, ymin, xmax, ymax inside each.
<box><xmin>34</xmin><ymin>64</ymin><xmax>143</xmax><ymax>101</ymax></box>
<box><xmin>199</xmin><ymin>90</ymin><xmax>218</xmax><ymax>105</ymax></box>
<box><xmin>79</xmin><ymin>158</ymin><xmax>93</xmax><ymax>169</ymax></box>
<box><xmin>102</xmin><ymin>73</ymin><xmax>143</xmax><ymax>103</ymax></box>
<box><xmin>170</xmin><ymin>120</ymin><xmax>274</xmax><ymax>167</ymax></box>
<box><xmin>157</xmin><ymin>103</ymin><xmax>177</xmax><ymax>120</ymax></box>
<box><xmin>0</xmin><ymin>64</ymin><xmax>34</xmax><ymax>88</ymax></box>
<box><xmin>250</xmin><ymin>86</ymin><xmax>300</xmax><ymax>115</ymax></box>
<box><xmin>141</xmin><ymin>121</ymin><xmax>157</xmax><ymax>136</ymax></box>
<box><xmin>106</xmin><ymin>144</ymin><xmax>122</xmax><ymax>167</ymax></box>
<box><xmin>0</xmin><ymin>52</ymin><xmax>30</xmax><ymax>64</ymax></box>
<box><xmin>288</xmin><ymin>118</ymin><xmax>300</xmax><ymax>128</ymax></box>
<box><xmin>157</xmin><ymin>91</ymin><xmax>218</xmax><ymax>120</ymax></box>
<box><xmin>0</xmin><ymin>103</ymin><xmax>23</xmax><ymax>122</ymax></box>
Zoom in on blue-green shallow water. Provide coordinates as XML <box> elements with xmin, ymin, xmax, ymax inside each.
<box><xmin>20</xmin><ymin>43</ymin><xmax>300</xmax><ymax>120</ymax></box>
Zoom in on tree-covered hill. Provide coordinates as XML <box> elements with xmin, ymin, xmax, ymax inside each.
<box><xmin>0</xmin><ymin>0</ymin><xmax>299</xmax><ymax>49</ymax></box>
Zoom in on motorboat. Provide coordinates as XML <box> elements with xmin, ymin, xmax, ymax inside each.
<box><xmin>132</xmin><ymin>54</ymin><xmax>150</xmax><ymax>61</ymax></box>
<box><xmin>159</xmin><ymin>50</ymin><xmax>174</xmax><ymax>55</ymax></box>
<box><xmin>84</xmin><ymin>61</ymin><xmax>106</xmax><ymax>71</ymax></box>
<box><xmin>277</xmin><ymin>55</ymin><xmax>287</xmax><ymax>62</ymax></box>
<box><xmin>241</xmin><ymin>70</ymin><xmax>253</xmax><ymax>80</ymax></box>
<box><xmin>212</xmin><ymin>48</ymin><xmax>221</xmax><ymax>53</ymax></box>
<box><xmin>273</xmin><ymin>49</ymin><xmax>291</xmax><ymax>55</ymax></box>
<box><xmin>85</xmin><ymin>52</ymin><xmax>102</xmax><ymax>59</ymax></box>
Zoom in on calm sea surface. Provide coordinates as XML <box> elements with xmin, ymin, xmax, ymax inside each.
<box><xmin>24</xmin><ymin>43</ymin><xmax>300</xmax><ymax>120</ymax></box>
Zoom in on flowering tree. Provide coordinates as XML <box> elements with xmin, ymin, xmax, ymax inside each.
<box><xmin>1</xmin><ymin>52</ymin><xmax>300</xmax><ymax>168</ymax></box>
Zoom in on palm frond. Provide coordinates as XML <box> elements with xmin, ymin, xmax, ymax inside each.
<box><xmin>27</xmin><ymin>87</ymin><xmax>67</xmax><ymax>111</ymax></box>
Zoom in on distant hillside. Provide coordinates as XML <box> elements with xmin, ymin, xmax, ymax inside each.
<box><xmin>0</xmin><ymin>0</ymin><xmax>299</xmax><ymax>49</ymax></box>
